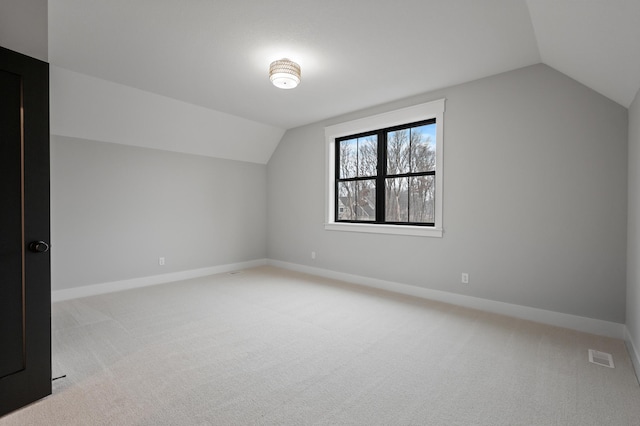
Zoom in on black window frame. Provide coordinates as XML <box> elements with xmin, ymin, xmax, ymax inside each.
<box><xmin>334</xmin><ymin>118</ymin><xmax>437</xmax><ymax>227</ymax></box>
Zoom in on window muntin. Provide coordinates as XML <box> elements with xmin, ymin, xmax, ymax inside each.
<box><xmin>335</xmin><ymin>120</ymin><xmax>436</xmax><ymax>226</ymax></box>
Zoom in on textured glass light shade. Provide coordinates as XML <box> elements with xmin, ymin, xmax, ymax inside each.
<box><xmin>269</xmin><ymin>58</ymin><xmax>301</xmax><ymax>89</ymax></box>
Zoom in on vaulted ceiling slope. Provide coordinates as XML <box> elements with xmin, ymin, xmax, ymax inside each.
<box><xmin>49</xmin><ymin>0</ymin><xmax>640</xmax><ymax>132</ymax></box>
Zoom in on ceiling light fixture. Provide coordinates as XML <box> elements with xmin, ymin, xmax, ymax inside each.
<box><xmin>269</xmin><ymin>58</ymin><xmax>301</xmax><ymax>89</ymax></box>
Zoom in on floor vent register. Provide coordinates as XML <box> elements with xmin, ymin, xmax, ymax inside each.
<box><xmin>588</xmin><ymin>349</ymin><xmax>615</xmax><ymax>368</ymax></box>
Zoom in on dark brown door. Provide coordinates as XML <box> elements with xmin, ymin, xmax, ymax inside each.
<box><xmin>0</xmin><ymin>45</ymin><xmax>51</xmax><ymax>417</ymax></box>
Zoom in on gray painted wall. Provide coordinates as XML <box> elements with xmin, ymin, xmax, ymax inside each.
<box><xmin>51</xmin><ymin>136</ymin><xmax>267</xmax><ymax>290</ymax></box>
<box><xmin>0</xmin><ymin>0</ymin><xmax>48</xmax><ymax>61</ymax></box>
<box><xmin>267</xmin><ymin>64</ymin><xmax>628</xmax><ymax>323</ymax></box>
<box><xmin>628</xmin><ymin>89</ymin><xmax>640</xmax><ymax>351</ymax></box>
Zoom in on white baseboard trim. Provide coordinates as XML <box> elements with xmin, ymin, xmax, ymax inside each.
<box><xmin>624</xmin><ymin>326</ymin><xmax>640</xmax><ymax>386</ymax></box>
<box><xmin>51</xmin><ymin>259</ymin><xmax>267</xmax><ymax>302</ymax></box>
<box><xmin>267</xmin><ymin>259</ymin><xmax>625</xmax><ymax>339</ymax></box>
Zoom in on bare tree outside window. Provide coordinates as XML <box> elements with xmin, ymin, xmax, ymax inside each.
<box><xmin>358</xmin><ymin>137</ymin><xmax>377</xmax><ymax>177</ymax></box>
<box><xmin>339</xmin><ymin>139</ymin><xmax>357</xmax><ymax>179</ymax></box>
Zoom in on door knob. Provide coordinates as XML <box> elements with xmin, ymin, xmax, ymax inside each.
<box><xmin>29</xmin><ymin>241</ymin><xmax>50</xmax><ymax>253</ymax></box>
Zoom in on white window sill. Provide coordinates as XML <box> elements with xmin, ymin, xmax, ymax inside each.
<box><xmin>324</xmin><ymin>222</ymin><xmax>443</xmax><ymax>238</ymax></box>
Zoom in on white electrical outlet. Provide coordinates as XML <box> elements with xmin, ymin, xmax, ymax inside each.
<box><xmin>159</xmin><ymin>257</ymin><xmax>165</xmax><ymax>266</ymax></box>
<box><xmin>461</xmin><ymin>273</ymin><xmax>469</xmax><ymax>284</ymax></box>
<box><xmin>311</xmin><ymin>251</ymin><xmax>316</xmax><ymax>260</ymax></box>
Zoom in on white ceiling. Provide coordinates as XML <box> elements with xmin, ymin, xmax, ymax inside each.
<box><xmin>48</xmin><ymin>0</ymin><xmax>640</xmax><ymax>131</ymax></box>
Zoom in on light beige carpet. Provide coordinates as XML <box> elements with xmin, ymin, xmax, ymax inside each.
<box><xmin>2</xmin><ymin>266</ymin><xmax>639</xmax><ymax>425</ymax></box>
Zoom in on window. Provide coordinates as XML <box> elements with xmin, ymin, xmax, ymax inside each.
<box><xmin>336</xmin><ymin>119</ymin><xmax>436</xmax><ymax>225</ymax></box>
<box><xmin>325</xmin><ymin>99</ymin><xmax>444</xmax><ymax>237</ymax></box>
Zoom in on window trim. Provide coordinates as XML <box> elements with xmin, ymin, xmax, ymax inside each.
<box><xmin>325</xmin><ymin>99</ymin><xmax>445</xmax><ymax>237</ymax></box>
